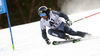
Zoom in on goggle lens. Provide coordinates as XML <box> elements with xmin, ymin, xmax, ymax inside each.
<box><xmin>40</xmin><ymin>13</ymin><xmax>46</xmax><ymax>17</ymax></box>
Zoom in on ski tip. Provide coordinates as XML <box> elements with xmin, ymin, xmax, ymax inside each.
<box><xmin>73</xmin><ymin>39</ymin><xmax>80</xmax><ymax>43</ymax></box>
<box><xmin>52</xmin><ymin>41</ymin><xmax>59</xmax><ymax>45</ymax></box>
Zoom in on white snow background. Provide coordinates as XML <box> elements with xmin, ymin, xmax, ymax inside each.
<box><xmin>0</xmin><ymin>9</ymin><xmax>100</xmax><ymax>56</ymax></box>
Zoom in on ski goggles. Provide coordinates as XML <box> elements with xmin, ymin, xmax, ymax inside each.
<box><xmin>40</xmin><ymin>13</ymin><xmax>46</xmax><ymax>17</ymax></box>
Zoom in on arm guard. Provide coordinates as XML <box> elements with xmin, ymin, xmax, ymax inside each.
<box><xmin>42</xmin><ymin>29</ymin><xmax>48</xmax><ymax>39</ymax></box>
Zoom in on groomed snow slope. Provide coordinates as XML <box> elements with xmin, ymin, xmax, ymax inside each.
<box><xmin>0</xmin><ymin>9</ymin><xmax>100</xmax><ymax>56</ymax></box>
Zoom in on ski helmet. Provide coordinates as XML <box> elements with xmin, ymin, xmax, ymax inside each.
<box><xmin>38</xmin><ymin>6</ymin><xmax>48</xmax><ymax>15</ymax></box>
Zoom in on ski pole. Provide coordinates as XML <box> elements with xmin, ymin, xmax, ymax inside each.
<box><xmin>72</xmin><ymin>12</ymin><xmax>100</xmax><ymax>23</ymax></box>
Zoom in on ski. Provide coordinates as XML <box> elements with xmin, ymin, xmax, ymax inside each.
<box><xmin>52</xmin><ymin>38</ymin><xmax>81</xmax><ymax>45</ymax></box>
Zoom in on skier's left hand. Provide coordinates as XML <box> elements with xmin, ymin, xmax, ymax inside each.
<box><xmin>45</xmin><ymin>39</ymin><xmax>51</xmax><ymax>45</ymax></box>
<box><xmin>65</xmin><ymin>20</ymin><xmax>72</xmax><ymax>26</ymax></box>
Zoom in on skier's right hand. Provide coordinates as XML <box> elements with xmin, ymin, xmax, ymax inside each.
<box><xmin>65</xmin><ymin>20</ymin><xmax>72</xmax><ymax>26</ymax></box>
<box><xmin>45</xmin><ymin>39</ymin><xmax>51</xmax><ymax>45</ymax></box>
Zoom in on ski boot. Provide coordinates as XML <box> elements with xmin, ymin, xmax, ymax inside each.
<box><xmin>65</xmin><ymin>35</ymin><xmax>73</xmax><ymax>40</ymax></box>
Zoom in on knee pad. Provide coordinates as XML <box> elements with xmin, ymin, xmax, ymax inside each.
<box><xmin>48</xmin><ymin>29</ymin><xmax>65</xmax><ymax>39</ymax></box>
<box><xmin>48</xmin><ymin>29</ymin><xmax>54</xmax><ymax>35</ymax></box>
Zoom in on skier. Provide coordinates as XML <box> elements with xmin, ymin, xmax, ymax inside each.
<box><xmin>38</xmin><ymin>6</ymin><xmax>89</xmax><ymax>45</ymax></box>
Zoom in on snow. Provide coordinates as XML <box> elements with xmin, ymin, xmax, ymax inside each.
<box><xmin>0</xmin><ymin>9</ymin><xmax>100</xmax><ymax>56</ymax></box>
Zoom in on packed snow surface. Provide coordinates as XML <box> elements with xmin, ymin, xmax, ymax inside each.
<box><xmin>0</xmin><ymin>9</ymin><xmax>100</xmax><ymax>56</ymax></box>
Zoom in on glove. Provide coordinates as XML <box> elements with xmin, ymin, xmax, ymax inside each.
<box><xmin>45</xmin><ymin>39</ymin><xmax>51</xmax><ymax>45</ymax></box>
<box><xmin>65</xmin><ymin>20</ymin><xmax>72</xmax><ymax>26</ymax></box>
